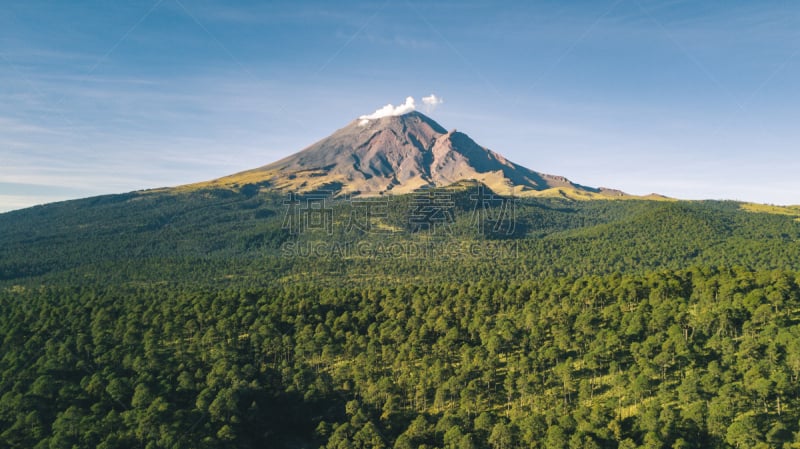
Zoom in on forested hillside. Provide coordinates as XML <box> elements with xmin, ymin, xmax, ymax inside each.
<box><xmin>1</xmin><ymin>186</ymin><xmax>798</xmax><ymax>284</ymax></box>
<box><xmin>2</xmin><ymin>186</ymin><xmax>800</xmax><ymax>448</ymax></box>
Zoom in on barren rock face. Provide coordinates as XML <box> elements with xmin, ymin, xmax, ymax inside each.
<box><xmin>210</xmin><ymin>111</ymin><xmax>590</xmax><ymax>196</ymax></box>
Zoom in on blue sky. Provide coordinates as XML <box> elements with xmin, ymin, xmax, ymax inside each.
<box><xmin>1</xmin><ymin>0</ymin><xmax>799</xmax><ymax>212</ymax></box>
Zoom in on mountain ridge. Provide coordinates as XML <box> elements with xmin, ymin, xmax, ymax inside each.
<box><xmin>194</xmin><ymin>111</ymin><xmax>647</xmax><ymax>200</ymax></box>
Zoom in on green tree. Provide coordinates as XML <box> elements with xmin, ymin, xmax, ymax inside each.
<box><xmin>725</xmin><ymin>416</ymin><xmax>762</xmax><ymax>448</ymax></box>
<box><xmin>488</xmin><ymin>422</ymin><xmax>514</xmax><ymax>449</ymax></box>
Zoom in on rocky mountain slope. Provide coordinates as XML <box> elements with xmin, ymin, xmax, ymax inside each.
<box><xmin>200</xmin><ymin>111</ymin><xmax>629</xmax><ymax>198</ymax></box>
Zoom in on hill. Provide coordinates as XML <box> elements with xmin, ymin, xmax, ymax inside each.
<box><xmin>2</xmin><ymin>112</ymin><xmax>800</xmax><ymax>448</ymax></box>
<box><xmin>0</xmin><ymin>184</ymin><xmax>798</xmax><ymax>285</ymax></box>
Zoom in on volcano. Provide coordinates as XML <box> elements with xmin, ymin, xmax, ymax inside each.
<box><xmin>201</xmin><ymin>111</ymin><xmax>621</xmax><ymax>198</ymax></box>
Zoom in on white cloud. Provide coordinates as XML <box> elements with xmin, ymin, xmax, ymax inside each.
<box><xmin>358</xmin><ymin>96</ymin><xmax>416</xmax><ymax>124</ymax></box>
<box><xmin>421</xmin><ymin>94</ymin><xmax>444</xmax><ymax>114</ymax></box>
<box><xmin>422</xmin><ymin>94</ymin><xmax>443</xmax><ymax>107</ymax></box>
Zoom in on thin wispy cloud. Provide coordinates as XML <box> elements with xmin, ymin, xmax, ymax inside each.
<box><xmin>0</xmin><ymin>117</ymin><xmax>64</xmax><ymax>135</ymax></box>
